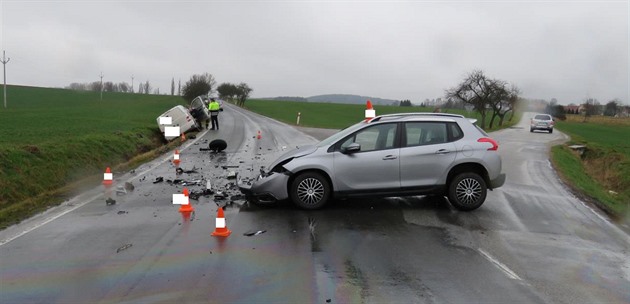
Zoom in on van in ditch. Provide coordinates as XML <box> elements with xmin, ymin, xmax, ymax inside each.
<box><xmin>156</xmin><ymin>105</ymin><xmax>199</xmax><ymax>140</ymax></box>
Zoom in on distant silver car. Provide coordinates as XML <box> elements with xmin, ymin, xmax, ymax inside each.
<box><xmin>530</xmin><ymin>114</ymin><xmax>555</xmax><ymax>133</ymax></box>
<box><xmin>239</xmin><ymin>113</ymin><xmax>506</xmax><ymax>210</ymax></box>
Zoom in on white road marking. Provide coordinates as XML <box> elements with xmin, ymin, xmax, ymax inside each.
<box><xmin>478</xmin><ymin>248</ymin><xmax>523</xmax><ymax>281</ymax></box>
<box><xmin>0</xmin><ymin>192</ymin><xmax>102</xmax><ymax>246</ymax></box>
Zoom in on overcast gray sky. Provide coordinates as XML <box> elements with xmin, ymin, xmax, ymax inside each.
<box><xmin>1</xmin><ymin>0</ymin><xmax>628</xmax><ymax>105</ymax></box>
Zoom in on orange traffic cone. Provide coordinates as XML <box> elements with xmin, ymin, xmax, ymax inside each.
<box><xmin>173</xmin><ymin>149</ymin><xmax>181</xmax><ymax>165</ymax></box>
<box><xmin>365</xmin><ymin>100</ymin><xmax>376</xmax><ymax>122</ymax></box>
<box><xmin>257</xmin><ymin>130</ymin><xmax>262</xmax><ymax>140</ymax></box>
<box><xmin>181</xmin><ymin>132</ymin><xmax>187</xmax><ymax>142</ymax></box>
<box><xmin>178</xmin><ymin>188</ymin><xmax>195</xmax><ymax>212</ymax></box>
<box><xmin>103</xmin><ymin>167</ymin><xmax>113</xmax><ymax>186</ymax></box>
<box><xmin>211</xmin><ymin>207</ymin><xmax>232</xmax><ymax>237</ymax></box>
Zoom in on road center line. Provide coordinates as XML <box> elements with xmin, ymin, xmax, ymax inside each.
<box><xmin>478</xmin><ymin>248</ymin><xmax>523</xmax><ymax>281</ymax></box>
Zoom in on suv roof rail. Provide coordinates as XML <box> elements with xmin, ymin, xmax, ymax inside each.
<box><xmin>370</xmin><ymin>112</ymin><xmax>464</xmax><ymax>122</ymax></box>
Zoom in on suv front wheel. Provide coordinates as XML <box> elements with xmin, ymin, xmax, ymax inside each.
<box><xmin>290</xmin><ymin>172</ymin><xmax>330</xmax><ymax>209</ymax></box>
<box><xmin>448</xmin><ymin>172</ymin><xmax>487</xmax><ymax>211</ymax></box>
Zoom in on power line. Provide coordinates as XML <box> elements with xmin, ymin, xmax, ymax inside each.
<box><xmin>1</xmin><ymin>51</ymin><xmax>10</xmax><ymax>109</ymax></box>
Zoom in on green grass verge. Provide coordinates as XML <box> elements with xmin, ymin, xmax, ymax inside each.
<box><xmin>552</xmin><ymin>120</ymin><xmax>630</xmax><ymax>218</ymax></box>
<box><xmin>0</xmin><ymin>85</ymin><xmax>187</xmax><ymax>229</ymax></box>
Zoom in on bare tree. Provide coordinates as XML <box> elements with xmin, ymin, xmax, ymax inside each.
<box><xmin>90</xmin><ymin>81</ymin><xmax>102</xmax><ymax>92</ymax></box>
<box><xmin>493</xmin><ymin>84</ymin><xmax>520</xmax><ymax>127</ymax></box>
<box><xmin>582</xmin><ymin>98</ymin><xmax>599</xmax><ymax>122</ymax></box>
<box><xmin>235</xmin><ymin>82</ymin><xmax>253</xmax><ymax>107</ymax></box>
<box><xmin>445</xmin><ymin>70</ymin><xmax>494</xmax><ymax>129</ymax></box>
<box><xmin>217</xmin><ymin>82</ymin><xmax>238</xmax><ymax>102</ymax></box>
<box><xmin>604</xmin><ymin>99</ymin><xmax>620</xmax><ymax>117</ymax></box>
<box><xmin>144</xmin><ymin>81</ymin><xmax>151</xmax><ymax>95</ymax></box>
<box><xmin>103</xmin><ymin>81</ymin><xmax>115</xmax><ymax>92</ymax></box>
<box><xmin>118</xmin><ymin>82</ymin><xmax>129</xmax><ymax>93</ymax></box>
<box><xmin>446</xmin><ymin>70</ymin><xmax>519</xmax><ymax>129</ymax></box>
<box><xmin>182</xmin><ymin>73</ymin><xmax>216</xmax><ymax>101</ymax></box>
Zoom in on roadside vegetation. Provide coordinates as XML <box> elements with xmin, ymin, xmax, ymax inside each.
<box><xmin>551</xmin><ymin>115</ymin><xmax>630</xmax><ymax>219</ymax></box>
<box><xmin>0</xmin><ymin>85</ymin><xmax>187</xmax><ymax>229</ymax></box>
<box><xmin>244</xmin><ymin>99</ymin><xmax>522</xmax><ymax>132</ymax></box>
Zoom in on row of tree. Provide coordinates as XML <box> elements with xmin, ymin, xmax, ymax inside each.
<box><xmin>66</xmin><ymin>80</ymin><xmax>164</xmax><ymax>95</ymax></box>
<box><xmin>217</xmin><ymin>83</ymin><xmax>253</xmax><ymax>107</ymax></box>
<box><xmin>179</xmin><ymin>73</ymin><xmax>254</xmax><ymax>107</ymax></box>
<box><xmin>66</xmin><ymin>73</ymin><xmax>254</xmax><ymax>106</ymax></box>
<box><xmin>546</xmin><ymin>98</ymin><xmax>627</xmax><ymax>122</ymax></box>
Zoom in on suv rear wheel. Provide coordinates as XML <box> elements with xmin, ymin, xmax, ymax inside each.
<box><xmin>290</xmin><ymin>172</ymin><xmax>330</xmax><ymax>209</ymax></box>
<box><xmin>448</xmin><ymin>172</ymin><xmax>487</xmax><ymax>211</ymax></box>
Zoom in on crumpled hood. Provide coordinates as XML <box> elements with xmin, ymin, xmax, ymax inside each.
<box><xmin>268</xmin><ymin>145</ymin><xmax>318</xmax><ymax>170</ymax></box>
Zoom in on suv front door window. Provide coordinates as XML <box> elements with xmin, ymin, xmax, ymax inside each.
<box><xmin>333</xmin><ymin>123</ymin><xmax>401</xmax><ymax>192</ymax></box>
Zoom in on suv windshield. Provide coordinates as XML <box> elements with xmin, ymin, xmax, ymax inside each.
<box><xmin>317</xmin><ymin>121</ymin><xmax>367</xmax><ymax>147</ymax></box>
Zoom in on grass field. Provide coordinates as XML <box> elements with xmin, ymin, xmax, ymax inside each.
<box><xmin>244</xmin><ymin>99</ymin><xmax>520</xmax><ymax>131</ymax></box>
<box><xmin>0</xmin><ymin>85</ymin><xmax>187</xmax><ymax>228</ymax></box>
<box><xmin>552</xmin><ymin>115</ymin><xmax>630</xmax><ymax>218</ymax></box>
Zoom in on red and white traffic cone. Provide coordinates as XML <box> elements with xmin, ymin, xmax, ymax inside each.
<box><xmin>365</xmin><ymin>100</ymin><xmax>376</xmax><ymax>122</ymax></box>
<box><xmin>173</xmin><ymin>149</ymin><xmax>181</xmax><ymax>165</ymax></box>
<box><xmin>211</xmin><ymin>207</ymin><xmax>232</xmax><ymax>237</ymax></box>
<box><xmin>103</xmin><ymin>167</ymin><xmax>113</xmax><ymax>186</ymax></box>
<box><xmin>257</xmin><ymin>130</ymin><xmax>262</xmax><ymax>140</ymax></box>
<box><xmin>178</xmin><ymin>188</ymin><xmax>194</xmax><ymax>213</ymax></box>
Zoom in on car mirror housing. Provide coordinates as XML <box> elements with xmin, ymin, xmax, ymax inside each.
<box><xmin>341</xmin><ymin>143</ymin><xmax>361</xmax><ymax>154</ymax></box>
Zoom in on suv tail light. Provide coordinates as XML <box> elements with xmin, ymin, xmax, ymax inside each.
<box><xmin>478</xmin><ymin>137</ymin><xmax>498</xmax><ymax>151</ymax></box>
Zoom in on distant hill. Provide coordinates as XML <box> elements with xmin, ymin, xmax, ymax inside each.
<box><xmin>269</xmin><ymin>94</ymin><xmax>399</xmax><ymax>106</ymax></box>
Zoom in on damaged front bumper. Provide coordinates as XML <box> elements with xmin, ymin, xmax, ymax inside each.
<box><xmin>238</xmin><ymin>171</ymin><xmax>291</xmax><ymax>204</ymax></box>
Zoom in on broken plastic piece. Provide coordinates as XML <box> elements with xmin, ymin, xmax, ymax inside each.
<box><xmin>243</xmin><ymin>230</ymin><xmax>267</xmax><ymax>236</ymax></box>
<box><xmin>106</xmin><ymin>197</ymin><xmax>116</xmax><ymax>205</ymax></box>
<box><xmin>116</xmin><ymin>243</ymin><xmax>132</xmax><ymax>253</ymax></box>
<box><xmin>153</xmin><ymin>177</ymin><xmax>164</xmax><ymax>184</ymax></box>
<box><xmin>116</xmin><ymin>186</ymin><xmax>127</xmax><ymax>196</ymax></box>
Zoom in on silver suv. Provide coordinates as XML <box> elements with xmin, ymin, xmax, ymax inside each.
<box><xmin>530</xmin><ymin>114</ymin><xmax>554</xmax><ymax>133</ymax></box>
<box><xmin>239</xmin><ymin>113</ymin><xmax>506</xmax><ymax>211</ymax></box>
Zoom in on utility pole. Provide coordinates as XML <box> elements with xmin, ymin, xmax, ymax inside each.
<box><xmin>99</xmin><ymin>72</ymin><xmax>104</xmax><ymax>101</ymax></box>
<box><xmin>1</xmin><ymin>51</ymin><xmax>9</xmax><ymax>108</ymax></box>
<box><xmin>131</xmin><ymin>75</ymin><xmax>134</xmax><ymax>93</ymax></box>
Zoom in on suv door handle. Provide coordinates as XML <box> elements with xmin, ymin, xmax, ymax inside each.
<box><xmin>435</xmin><ymin>149</ymin><xmax>450</xmax><ymax>155</ymax></box>
<box><xmin>382</xmin><ymin>155</ymin><xmax>398</xmax><ymax>160</ymax></box>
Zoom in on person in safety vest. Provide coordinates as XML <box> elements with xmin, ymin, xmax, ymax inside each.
<box><xmin>208</xmin><ymin>98</ymin><xmax>221</xmax><ymax>130</ymax></box>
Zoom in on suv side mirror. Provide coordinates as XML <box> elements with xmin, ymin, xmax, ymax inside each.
<box><xmin>341</xmin><ymin>143</ymin><xmax>361</xmax><ymax>154</ymax></box>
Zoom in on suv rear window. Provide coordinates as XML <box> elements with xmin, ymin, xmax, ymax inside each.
<box><xmin>534</xmin><ymin>115</ymin><xmax>551</xmax><ymax>120</ymax></box>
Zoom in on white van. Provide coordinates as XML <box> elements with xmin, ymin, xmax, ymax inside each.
<box><xmin>156</xmin><ymin>105</ymin><xmax>199</xmax><ymax>140</ymax></box>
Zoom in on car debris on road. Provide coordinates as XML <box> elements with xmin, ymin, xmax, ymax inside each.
<box><xmin>116</xmin><ymin>243</ymin><xmax>132</xmax><ymax>253</ymax></box>
<box><xmin>243</xmin><ymin>230</ymin><xmax>266</xmax><ymax>236</ymax></box>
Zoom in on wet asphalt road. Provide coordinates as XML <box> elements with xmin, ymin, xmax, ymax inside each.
<box><xmin>1</xmin><ymin>107</ymin><xmax>629</xmax><ymax>303</ymax></box>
